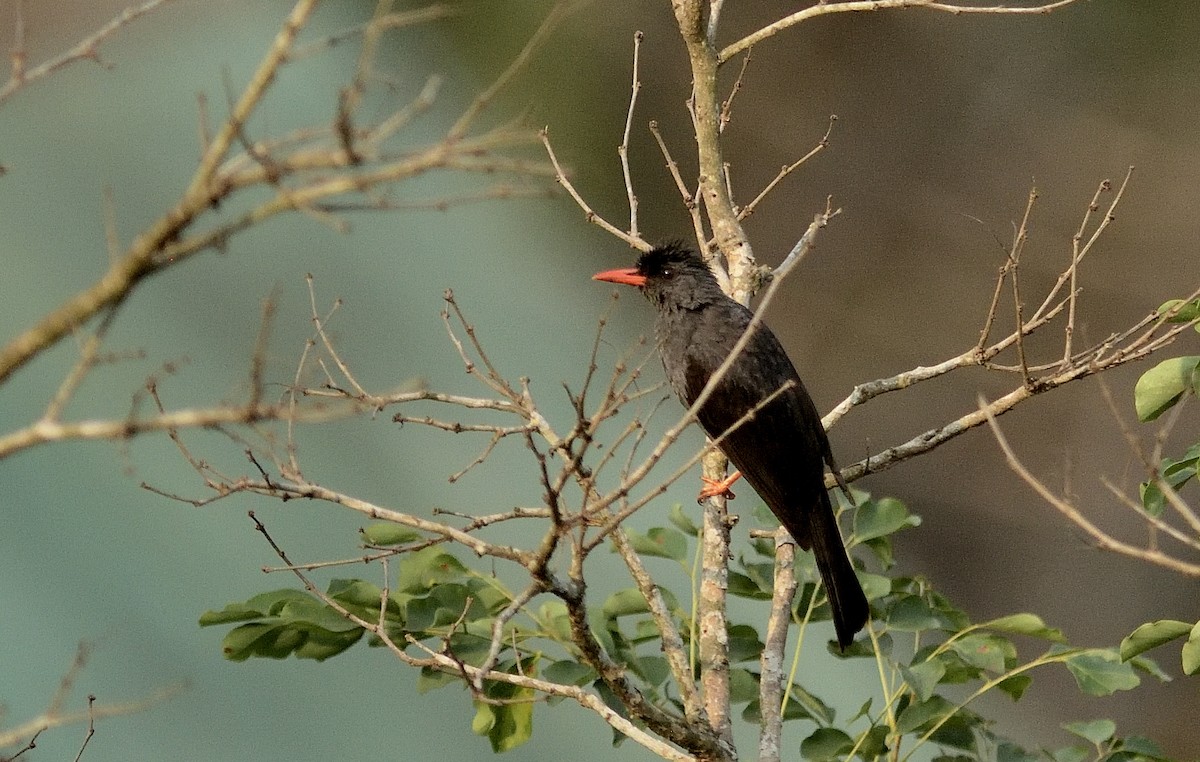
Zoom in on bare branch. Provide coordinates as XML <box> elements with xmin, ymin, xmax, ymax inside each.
<box><xmin>619</xmin><ymin>31</ymin><xmax>644</xmax><ymax>239</ymax></box>
<box><xmin>718</xmin><ymin>47</ymin><xmax>752</xmax><ymax>134</ymax></box>
<box><xmin>983</xmin><ymin>400</ymin><xmax>1200</xmax><ymax>577</ymax></box>
<box><xmin>737</xmin><ymin>116</ymin><xmax>835</xmax><ymax>221</ymax></box>
<box><xmin>0</xmin><ymin>0</ymin><xmax>176</xmax><ymax>106</ymax></box>
<box><xmin>0</xmin><ymin>642</ymin><xmax>183</xmax><ymax>749</ymax></box>
<box><xmin>0</xmin><ymin>399</ymin><xmax>352</xmax><ymax>461</ymax></box>
<box><xmin>758</xmin><ymin>534</ymin><xmax>797</xmax><ymax>762</ymax></box>
<box><xmin>0</xmin><ymin>0</ymin><xmax>553</xmax><ymax>393</ymax></box>
<box><xmin>649</xmin><ymin>120</ymin><xmax>713</xmax><ymax>284</ymax></box>
<box><xmin>719</xmin><ymin>0</ymin><xmax>1086</xmax><ymax>64</ymax></box>
<box><xmin>541</xmin><ymin>128</ymin><xmax>652</xmax><ymax>250</ymax></box>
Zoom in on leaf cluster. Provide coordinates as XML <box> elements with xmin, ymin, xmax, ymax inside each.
<box><xmin>202</xmin><ymin>492</ymin><xmax>1173</xmax><ymax>759</ymax></box>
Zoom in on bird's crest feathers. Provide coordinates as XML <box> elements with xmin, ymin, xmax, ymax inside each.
<box><xmin>636</xmin><ymin>243</ymin><xmax>725</xmax><ymax>310</ymax></box>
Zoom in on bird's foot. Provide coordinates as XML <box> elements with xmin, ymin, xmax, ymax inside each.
<box><xmin>697</xmin><ymin>471</ymin><xmax>743</xmax><ymax>502</ymax></box>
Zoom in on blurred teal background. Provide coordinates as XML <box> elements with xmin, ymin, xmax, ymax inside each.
<box><xmin>2</xmin><ymin>1</ymin><xmax>1198</xmax><ymax>760</ymax></box>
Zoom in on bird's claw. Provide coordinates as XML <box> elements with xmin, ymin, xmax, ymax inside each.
<box><xmin>697</xmin><ymin>472</ymin><xmax>743</xmax><ymax>502</ymax></box>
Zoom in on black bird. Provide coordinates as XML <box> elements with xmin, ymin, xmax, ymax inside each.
<box><xmin>593</xmin><ymin>243</ymin><xmax>869</xmax><ymax>648</ymax></box>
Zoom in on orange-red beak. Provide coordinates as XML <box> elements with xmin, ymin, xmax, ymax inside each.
<box><xmin>592</xmin><ymin>267</ymin><xmax>646</xmax><ymax>287</ymax></box>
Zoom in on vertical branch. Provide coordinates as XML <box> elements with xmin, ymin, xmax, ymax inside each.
<box><xmin>610</xmin><ymin>527</ymin><xmax>704</xmax><ymax>721</ymax></box>
<box><xmin>650</xmin><ymin>120</ymin><xmax>714</xmax><ymax>286</ymax></box>
<box><xmin>619</xmin><ymin>31</ymin><xmax>644</xmax><ymax>239</ymax></box>
<box><xmin>1009</xmin><ymin>187</ymin><xmax>1037</xmax><ymax>383</ymax></box>
<box><xmin>671</xmin><ymin>2</ymin><xmax>755</xmax><ymax>747</ymax></box>
<box><xmin>757</xmin><ymin>535</ymin><xmax>797</xmax><ymax>762</ymax></box>
<box><xmin>671</xmin><ymin>0</ymin><xmax>752</xmax><ymax>295</ymax></box>
<box><xmin>698</xmin><ymin>447</ymin><xmax>734</xmax><ymax>744</ymax></box>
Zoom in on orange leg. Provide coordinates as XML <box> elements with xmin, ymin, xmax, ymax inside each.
<box><xmin>697</xmin><ymin>470</ymin><xmax>742</xmax><ymax>502</ymax></box>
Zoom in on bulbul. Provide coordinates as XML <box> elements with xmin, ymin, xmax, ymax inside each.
<box><xmin>593</xmin><ymin>243</ymin><xmax>869</xmax><ymax>648</ymax></box>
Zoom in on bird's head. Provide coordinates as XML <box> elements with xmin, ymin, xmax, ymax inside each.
<box><xmin>592</xmin><ymin>242</ymin><xmax>724</xmax><ymax>310</ymax></box>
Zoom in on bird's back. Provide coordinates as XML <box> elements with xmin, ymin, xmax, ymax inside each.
<box><xmin>656</xmin><ymin>298</ymin><xmax>833</xmax><ymax>548</ymax></box>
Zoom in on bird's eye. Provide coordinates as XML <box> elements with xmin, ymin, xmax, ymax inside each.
<box><xmin>661</xmin><ymin>267</ymin><xmax>673</xmax><ymax>278</ymax></box>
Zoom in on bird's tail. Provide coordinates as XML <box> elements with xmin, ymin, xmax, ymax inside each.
<box><xmin>807</xmin><ymin>491</ymin><xmax>869</xmax><ymax>650</ymax></box>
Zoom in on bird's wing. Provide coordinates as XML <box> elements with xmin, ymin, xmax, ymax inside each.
<box><xmin>679</xmin><ymin>312</ymin><xmax>832</xmax><ymax>546</ymax></box>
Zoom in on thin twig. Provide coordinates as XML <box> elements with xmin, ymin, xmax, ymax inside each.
<box><xmin>718</xmin><ymin>47</ymin><xmax>752</xmax><ymax>134</ymax></box>
<box><xmin>541</xmin><ymin>128</ymin><xmax>651</xmax><ymax>250</ymax></box>
<box><xmin>737</xmin><ymin>116</ymin><xmax>835</xmax><ymax>221</ymax></box>
<box><xmin>983</xmin><ymin>400</ymin><xmax>1200</xmax><ymax>577</ymax></box>
<box><xmin>0</xmin><ymin>0</ymin><xmax>176</xmax><ymax>105</ymax></box>
<box><xmin>619</xmin><ymin>31</ymin><xmax>644</xmax><ymax>239</ymax></box>
<box><xmin>718</xmin><ymin>0</ymin><xmax>1086</xmax><ymax>64</ymax></box>
<box><xmin>648</xmin><ymin>120</ymin><xmax>712</xmax><ymax>284</ymax></box>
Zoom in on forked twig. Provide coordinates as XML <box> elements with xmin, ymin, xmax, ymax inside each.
<box><xmin>982</xmin><ymin>400</ymin><xmax>1200</xmax><ymax>577</ymax></box>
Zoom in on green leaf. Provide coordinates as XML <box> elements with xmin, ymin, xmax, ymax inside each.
<box><xmin>1065</xmin><ymin>649</ymin><xmax>1140</xmax><ymax>696</ymax></box>
<box><xmin>858</xmin><ymin>725</ymin><xmax>890</xmax><ymax>759</ymax></box>
<box><xmin>403</xmin><ymin>583</ymin><xmax>477</xmax><ymax>632</ymax></box>
<box><xmin>668</xmin><ymin>503</ymin><xmax>700</xmax><ymax>536</ymax></box>
<box><xmin>996</xmin><ymin>742</ymin><xmax>1040</xmax><ymax>762</ymax></box>
<box><xmin>741</xmin><ymin>559</ymin><xmax>777</xmax><ymax>594</ymax></box>
<box><xmin>1052</xmin><ymin>745</ymin><xmax>1089</xmax><ymax>762</ymax></box>
<box><xmin>800</xmin><ymin>727</ymin><xmax>854</xmax><ymax>761</ymax></box>
<box><xmin>919</xmin><ymin>647</ymin><xmax>981</xmax><ymax>684</ymax></box>
<box><xmin>951</xmin><ymin>634</ymin><xmax>1015</xmax><ymax>673</ymax></box>
<box><xmin>471</xmin><ymin>703</ymin><xmax>495</xmax><ymax>736</ymax></box>
<box><xmin>199</xmin><ymin>602</ymin><xmax>276</xmax><ymax>627</ymax></box>
<box><xmin>854</xmin><ymin>497</ymin><xmax>920</xmax><ymax>541</ymax></box>
<box><xmin>900</xmin><ymin>659</ymin><xmax>946</xmax><ymax>702</ymax></box>
<box><xmin>746</xmin><ymin>683</ymin><xmax>835</xmax><ymax>724</ymax></box>
<box><xmin>996</xmin><ymin>674</ymin><xmax>1033</xmax><ymax>702</ymax></box>
<box><xmin>278</xmin><ymin>596</ymin><xmax>361</xmax><ymax>632</ymax></box>
<box><xmin>927</xmin><ymin>706</ymin><xmax>982</xmax><ymax>751</ymax></box>
<box><xmin>220</xmin><ymin>623</ymin><xmax>296</xmax><ymax>661</ymax></box>
<box><xmin>480</xmin><ymin>668</ymin><xmax>536</xmax><ymax>752</ymax></box>
<box><xmin>727</xmin><ymin>668</ymin><xmax>759</xmax><ymax>704</ymax></box>
<box><xmin>1183</xmin><ymin>620</ymin><xmax>1200</xmax><ymax>675</ymax></box>
<box><xmin>539</xmin><ymin>601</ymin><xmax>573</xmax><ymax>642</ymax></box>
<box><xmin>199</xmin><ymin>589</ymin><xmax>315</xmax><ymax>625</ymax></box>
<box><xmin>626</xmin><ymin>526</ymin><xmax>688</xmax><ymax>562</ymax></box>
<box><xmin>292</xmin><ymin>625</ymin><xmax>363</xmax><ymax>661</ymax></box>
<box><xmin>835</xmin><ymin>631</ymin><xmax>889</xmax><ymax>659</ymax></box>
<box><xmin>729</xmin><ymin>570</ymin><xmax>771</xmax><ymax>600</ymax></box>
<box><xmin>1139</xmin><ymin>451</ymin><xmax>1198</xmax><ymax>516</ymax></box>
<box><xmin>218</xmin><ymin>619</ymin><xmax>362</xmax><ymax>662</ymax></box>
<box><xmin>445</xmin><ymin>631</ymin><xmax>494</xmax><ymax>664</ymax></box>
<box><xmin>466</xmin><ymin>578</ymin><xmax>512</xmax><ymax>616</ymax></box>
<box><xmin>1115</xmin><ymin>736</ymin><xmax>1168</xmax><ymax>759</ymax></box>
<box><xmin>417</xmin><ymin>666</ymin><xmax>458</xmax><ymax>693</ymax></box>
<box><xmin>396</xmin><ymin>547</ymin><xmax>470</xmax><ymax>594</ymax></box>
<box><xmin>727</xmin><ymin>624</ymin><xmax>765</xmax><ymax>663</ymax></box>
<box><xmin>1128</xmin><ymin>654</ymin><xmax>1171</xmax><ymax>683</ymax></box>
<box><xmin>327</xmin><ymin>578</ymin><xmax>389</xmax><ymax>610</ymax></box>
<box><xmin>1062</xmin><ymin>719</ymin><xmax>1116</xmax><ymax>745</ymax></box>
<box><xmin>360</xmin><ymin>522</ymin><xmax>422</xmax><ymax>546</ymax></box>
<box><xmin>601</xmin><ymin>588</ymin><xmax>650</xmax><ymax>619</ymax></box>
<box><xmin>983</xmin><ymin>613</ymin><xmax>1066</xmax><ymax>642</ymax></box>
<box><xmin>1134</xmin><ymin>356</ymin><xmax>1200</xmax><ymax>421</ymax></box>
<box><xmin>1120</xmin><ymin>618</ymin><xmax>1188</xmax><ymax>663</ymax></box>
<box><xmin>849</xmin><ymin>698</ymin><xmax>873</xmax><ymax>723</ymax></box>
<box><xmin>631</xmin><ymin>655</ymin><xmax>669</xmax><ymax>686</ymax></box>
<box><xmin>857</xmin><ymin>572</ymin><xmax>891</xmax><ymax>602</ymax></box>
<box><xmin>788</xmin><ymin>684</ymin><xmax>835</xmax><ymax>724</ymax></box>
<box><xmin>861</xmin><ymin>535</ymin><xmax>897</xmax><ymax>568</ymax></box>
<box><xmin>544</xmin><ymin>660</ymin><xmax>595</xmax><ymax>686</ymax></box>
<box><xmin>1157</xmin><ymin>298</ymin><xmax>1200</xmax><ymax>323</ymax></box>
<box><xmin>887</xmin><ymin>594</ymin><xmax>946</xmax><ymax>632</ymax></box>
<box><xmin>896</xmin><ymin>695</ymin><xmax>956</xmax><ymax>735</ymax></box>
